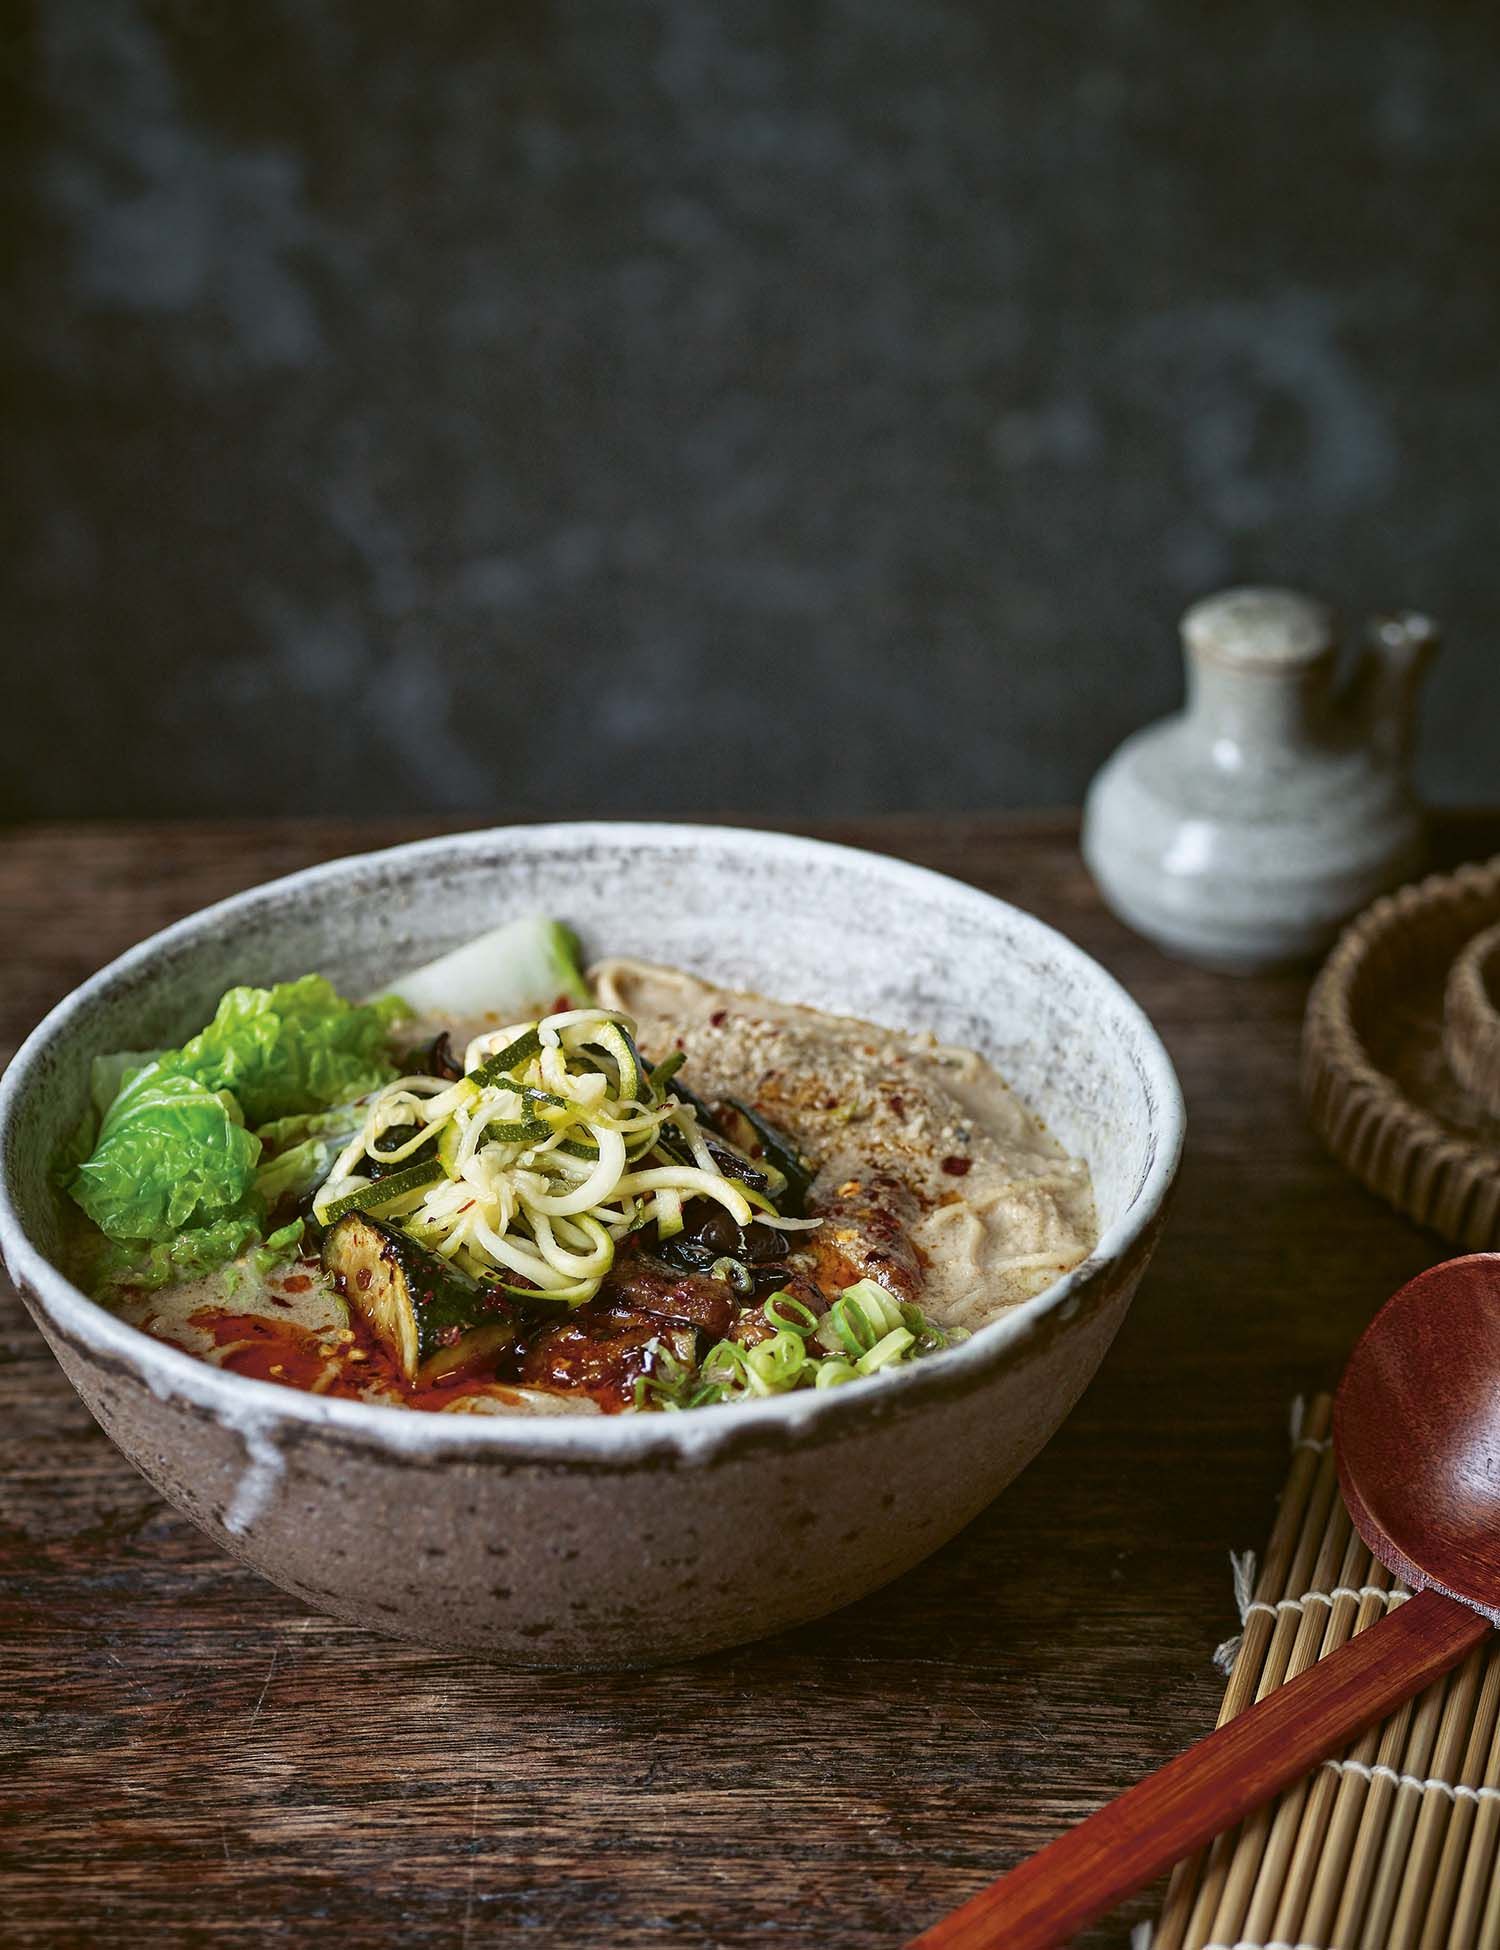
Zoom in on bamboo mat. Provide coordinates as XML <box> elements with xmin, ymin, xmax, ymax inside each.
<box><xmin>1144</xmin><ymin>1396</ymin><xmax>1500</xmax><ymax>1950</ymax></box>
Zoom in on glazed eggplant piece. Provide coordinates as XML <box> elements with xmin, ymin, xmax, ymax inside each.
<box><xmin>803</xmin><ymin>1169</ymin><xmax>924</xmax><ymax>1307</ymax></box>
<box><xmin>518</xmin><ymin>1307</ymin><xmax>697</xmax><ymax>1411</ymax></box>
<box><xmin>322</xmin><ymin>1213</ymin><xmax>519</xmax><ymax>1385</ymax></box>
<box><xmin>603</xmin><ymin>1251</ymin><xmax>739</xmax><ymax>1336</ymax></box>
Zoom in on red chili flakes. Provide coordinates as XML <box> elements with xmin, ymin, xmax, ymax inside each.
<box><xmin>887</xmin><ymin>1094</ymin><xmax>906</xmax><ymax>1116</ymax></box>
<box><xmin>709</xmin><ymin>1009</ymin><xmax>727</xmax><ymax>1028</ymax></box>
<box><xmin>940</xmin><ymin>1155</ymin><xmax>972</xmax><ymax>1177</ymax></box>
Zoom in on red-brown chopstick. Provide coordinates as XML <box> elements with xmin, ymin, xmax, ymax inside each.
<box><xmin>905</xmin><ymin>1587</ymin><xmax>1489</xmax><ymax>1950</ymax></box>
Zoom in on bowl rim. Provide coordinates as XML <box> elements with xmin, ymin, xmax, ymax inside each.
<box><xmin>0</xmin><ymin>820</ymin><xmax>1184</xmax><ymax>1463</ymax></box>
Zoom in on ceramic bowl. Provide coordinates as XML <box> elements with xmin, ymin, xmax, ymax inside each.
<box><xmin>0</xmin><ymin>824</ymin><xmax>1183</xmax><ymax>1667</ymax></box>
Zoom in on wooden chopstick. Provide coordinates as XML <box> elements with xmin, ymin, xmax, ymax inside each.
<box><xmin>1150</xmin><ymin>1393</ymin><xmax>1500</xmax><ymax>1950</ymax></box>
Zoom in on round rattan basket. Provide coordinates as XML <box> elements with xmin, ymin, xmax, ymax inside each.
<box><xmin>1303</xmin><ymin>856</ymin><xmax>1500</xmax><ymax>1248</ymax></box>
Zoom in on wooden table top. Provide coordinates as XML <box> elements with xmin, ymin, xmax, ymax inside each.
<box><xmin>5</xmin><ymin>812</ymin><xmax>1497</xmax><ymax>1949</ymax></box>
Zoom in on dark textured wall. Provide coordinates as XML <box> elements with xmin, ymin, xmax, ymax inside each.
<box><xmin>4</xmin><ymin>0</ymin><xmax>1497</xmax><ymax>822</ymax></box>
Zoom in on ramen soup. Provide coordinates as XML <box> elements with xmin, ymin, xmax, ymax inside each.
<box><xmin>61</xmin><ymin>919</ymin><xmax>1096</xmax><ymax>1417</ymax></box>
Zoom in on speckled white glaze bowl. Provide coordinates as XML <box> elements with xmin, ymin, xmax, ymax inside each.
<box><xmin>0</xmin><ymin>824</ymin><xmax>1183</xmax><ymax>1666</ymax></box>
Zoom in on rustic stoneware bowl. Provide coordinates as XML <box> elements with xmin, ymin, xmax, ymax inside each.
<box><xmin>0</xmin><ymin>824</ymin><xmax>1183</xmax><ymax>1667</ymax></box>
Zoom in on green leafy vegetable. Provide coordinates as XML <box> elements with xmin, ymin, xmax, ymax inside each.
<box><xmin>251</xmin><ymin>1218</ymin><xmax>307</xmax><ymax>1275</ymax></box>
<box><xmin>68</xmin><ymin>975</ymin><xmax>405</xmax><ymax>1288</ymax></box>
<box><xmin>254</xmin><ymin>1136</ymin><xmax>344</xmax><ymax>1209</ymax></box>
<box><xmin>254</xmin><ymin>1106</ymin><xmax>372</xmax><ymax>1150</ymax></box>
<box><xmin>88</xmin><ymin>1050</ymin><xmax>163</xmax><ymax>1123</ymax></box>
<box><xmin>54</xmin><ymin>1050</ymin><xmax>166</xmax><ymax>1188</ymax></box>
<box><xmin>253</xmin><ymin>1106</ymin><xmax>366</xmax><ymax>1209</ymax></box>
<box><xmin>154</xmin><ymin>975</ymin><xmax>406</xmax><ymax>1127</ymax></box>
<box><xmin>91</xmin><ymin>1211</ymin><xmax>267</xmax><ymax>1293</ymax></box>
<box><xmin>71</xmin><ymin>1070</ymin><xmax>263</xmax><ymax>1243</ymax></box>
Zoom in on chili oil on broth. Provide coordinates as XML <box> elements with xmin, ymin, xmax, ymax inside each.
<box><xmin>590</xmin><ymin>959</ymin><xmax>1098</xmax><ymax>1332</ymax></box>
<box><xmin>90</xmin><ymin>1233</ymin><xmax>604</xmax><ymax>1418</ymax></box>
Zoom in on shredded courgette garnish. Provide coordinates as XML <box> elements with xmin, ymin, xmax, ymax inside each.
<box><xmin>312</xmin><ymin>1006</ymin><xmax>774</xmax><ymax>1307</ymax></box>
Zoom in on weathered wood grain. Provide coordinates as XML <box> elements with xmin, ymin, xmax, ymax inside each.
<box><xmin>3</xmin><ymin>812</ymin><xmax>1497</xmax><ymax>1949</ymax></box>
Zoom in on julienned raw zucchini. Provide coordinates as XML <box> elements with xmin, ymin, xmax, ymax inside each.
<box><xmin>322</xmin><ymin>1213</ymin><xmax>519</xmax><ymax>1385</ymax></box>
<box><xmin>314</xmin><ymin>1159</ymin><xmax>445</xmax><ymax>1226</ymax></box>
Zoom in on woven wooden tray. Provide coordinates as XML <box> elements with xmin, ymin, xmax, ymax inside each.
<box><xmin>1149</xmin><ymin>1397</ymin><xmax>1500</xmax><ymax>1950</ymax></box>
<box><xmin>1302</xmin><ymin>857</ymin><xmax>1500</xmax><ymax>1249</ymax></box>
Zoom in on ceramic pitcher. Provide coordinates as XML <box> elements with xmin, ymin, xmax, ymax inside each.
<box><xmin>1082</xmin><ymin>587</ymin><xmax>1438</xmax><ymax>972</ymax></box>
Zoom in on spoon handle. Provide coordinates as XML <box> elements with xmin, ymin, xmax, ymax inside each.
<box><xmin>906</xmin><ymin>1587</ymin><xmax>1489</xmax><ymax>1950</ymax></box>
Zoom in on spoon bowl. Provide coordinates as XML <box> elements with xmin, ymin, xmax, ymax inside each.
<box><xmin>1337</xmin><ymin>1252</ymin><xmax>1500</xmax><ymax>1622</ymax></box>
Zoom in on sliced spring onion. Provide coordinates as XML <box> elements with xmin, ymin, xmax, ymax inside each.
<box><xmin>817</xmin><ymin>1278</ymin><xmax>906</xmax><ymax>1357</ymax></box>
<box><xmin>709</xmin><ymin>1254</ymin><xmax>754</xmax><ymax>1296</ymax></box>
<box><xmin>857</xmin><ymin>1326</ymin><xmax>917</xmax><ymax>1373</ymax></box>
<box><xmin>763</xmin><ymin>1291</ymin><xmax>820</xmax><ymax>1335</ymax></box>
<box><xmin>744</xmin><ymin>1329</ymin><xmax>807</xmax><ymax>1393</ymax></box>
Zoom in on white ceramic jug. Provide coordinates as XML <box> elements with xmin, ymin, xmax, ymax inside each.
<box><xmin>1082</xmin><ymin>587</ymin><xmax>1437</xmax><ymax>972</ymax></box>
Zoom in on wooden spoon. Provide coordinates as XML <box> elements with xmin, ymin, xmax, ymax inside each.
<box><xmin>907</xmin><ymin>1253</ymin><xmax>1500</xmax><ymax>1950</ymax></box>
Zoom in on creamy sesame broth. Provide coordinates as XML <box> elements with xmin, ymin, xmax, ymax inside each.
<box><xmin>61</xmin><ymin>920</ymin><xmax>1096</xmax><ymax>1417</ymax></box>
<box><xmin>591</xmin><ymin>960</ymin><xmax>1097</xmax><ymax>1331</ymax></box>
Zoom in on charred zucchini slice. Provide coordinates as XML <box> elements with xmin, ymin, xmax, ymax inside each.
<box><xmin>322</xmin><ymin>1214</ymin><xmax>519</xmax><ymax>1384</ymax></box>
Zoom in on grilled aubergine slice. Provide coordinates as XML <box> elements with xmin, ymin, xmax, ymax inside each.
<box><xmin>322</xmin><ymin>1213</ymin><xmax>520</xmax><ymax>1386</ymax></box>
